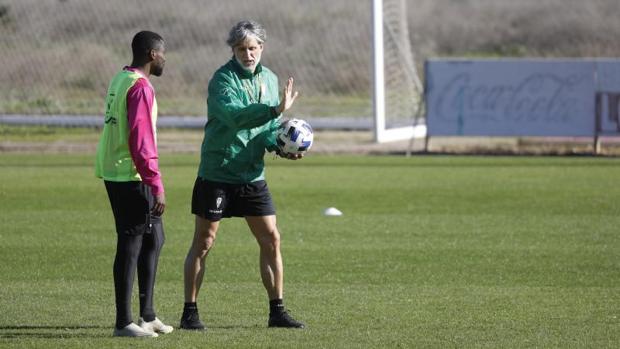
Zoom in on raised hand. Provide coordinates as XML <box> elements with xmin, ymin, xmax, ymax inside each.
<box><xmin>277</xmin><ymin>77</ymin><xmax>299</xmax><ymax>115</ymax></box>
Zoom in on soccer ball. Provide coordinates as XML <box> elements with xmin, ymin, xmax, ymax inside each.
<box><xmin>275</xmin><ymin>118</ymin><xmax>314</xmax><ymax>156</ymax></box>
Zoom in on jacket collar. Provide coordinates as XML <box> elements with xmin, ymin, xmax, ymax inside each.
<box><xmin>230</xmin><ymin>57</ymin><xmax>262</xmax><ymax>79</ymax></box>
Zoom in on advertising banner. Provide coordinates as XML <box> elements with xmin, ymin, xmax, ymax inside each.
<box><xmin>426</xmin><ymin>59</ymin><xmax>597</xmax><ymax>137</ymax></box>
<box><xmin>595</xmin><ymin>61</ymin><xmax>620</xmax><ymax>135</ymax></box>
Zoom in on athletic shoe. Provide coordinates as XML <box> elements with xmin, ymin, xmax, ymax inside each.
<box><xmin>180</xmin><ymin>309</ymin><xmax>206</xmax><ymax>330</ymax></box>
<box><xmin>268</xmin><ymin>311</ymin><xmax>305</xmax><ymax>328</ymax></box>
<box><xmin>138</xmin><ymin>317</ymin><xmax>174</xmax><ymax>334</ymax></box>
<box><xmin>113</xmin><ymin>322</ymin><xmax>158</xmax><ymax>337</ymax></box>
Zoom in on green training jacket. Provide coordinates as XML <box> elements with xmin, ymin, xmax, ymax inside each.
<box><xmin>197</xmin><ymin>58</ymin><xmax>281</xmax><ymax>184</ymax></box>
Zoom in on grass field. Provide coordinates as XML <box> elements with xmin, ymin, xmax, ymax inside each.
<box><xmin>0</xmin><ymin>153</ymin><xmax>619</xmax><ymax>348</ymax></box>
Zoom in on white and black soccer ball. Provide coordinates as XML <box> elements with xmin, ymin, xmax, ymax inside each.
<box><xmin>275</xmin><ymin>118</ymin><xmax>314</xmax><ymax>156</ymax></box>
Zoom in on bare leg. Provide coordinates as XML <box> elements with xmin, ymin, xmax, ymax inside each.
<box><xmin>245</xmin><ymin>215</ymin><xmax>283</xmax><ymax>300</ymax></box>
<box><xmin>184</xmin><ymin>215</ymin><xmax>219</xmax><ymax>302</ymax></box>
<box><xmin>246</xmin><ymin>215</ymin><xmax>304</xmax><ymax>328</ymax></box>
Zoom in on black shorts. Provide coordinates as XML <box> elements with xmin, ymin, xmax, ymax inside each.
<box><xmin>104</xmin><ymin>180</ymin><xmax>163</xmax><ymax>235</ymax></box>
<box><xmin>191</xmin><ymin>177</ymin><xmax>276</xmax><ymax>221</ymax></box>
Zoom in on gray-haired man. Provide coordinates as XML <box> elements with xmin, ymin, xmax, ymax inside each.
<box><xmin>180</xmin><ymin>20</ymin><xmax>304</xmax><ymax>330</ymax></box>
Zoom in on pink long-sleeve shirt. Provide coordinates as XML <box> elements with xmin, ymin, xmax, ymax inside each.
<box><xmin>125</xmin><ymin>67</ymin><xmax>164</xmax><ymax>195</ymax></box>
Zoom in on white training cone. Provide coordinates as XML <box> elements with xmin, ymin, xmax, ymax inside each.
<box><xmin>323</xmin><ymin>207</ymin><xmax>343</xmax><ymax>216</ymax></box>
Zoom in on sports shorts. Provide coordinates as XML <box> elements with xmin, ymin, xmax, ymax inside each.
<box><xmin>104</xmin><ymin>180</ymin><xmax>163</xmax><ymax>235</ymax></box>
<box><xmin>191</xmin><ymin>177</ymin><xmax>276</xmax><ymax>221</ymax></box>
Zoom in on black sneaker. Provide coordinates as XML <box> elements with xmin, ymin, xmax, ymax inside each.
<box><xmin>268</xmin><ymin>311</ymin><xmax>305</xmax><ymax>328</ymax></box>
<box><xmin>180</xmin><ymin>309</ymin><xmax>206</xmax><ymax>330</ymax></box>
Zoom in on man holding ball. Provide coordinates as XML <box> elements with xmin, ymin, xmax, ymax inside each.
<box><xmin>180</xmin><ymin>19</ymin><xmax>305</xmax><ymax>330</ymax></box>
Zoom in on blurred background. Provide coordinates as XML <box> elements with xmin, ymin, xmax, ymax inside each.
<box><xmin>1</xmin><ymin>0</ymin><xmax>619</xmax><ymax>153</ymax></box>
<box><xmin>3</xmin><ymin>0</ymin><xmax>620</xmax><ymax>115</ymax></box>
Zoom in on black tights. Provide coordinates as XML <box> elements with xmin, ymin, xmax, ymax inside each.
<box><xmin>113</xmin><ymin>218</ymin><xmax>165</xmax><ymax>329</ymax></box>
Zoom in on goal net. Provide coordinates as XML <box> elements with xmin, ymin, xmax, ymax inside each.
<box><xmin>373</xmin><ymin>0</ymin><xmax>425</xmax><ymax>142</ymax></box>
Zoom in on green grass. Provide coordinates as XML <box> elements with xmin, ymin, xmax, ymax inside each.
<box><xmin>0</xmin><ymin>125</ymin><xmax>100</xmax><ymax>142</ymax></box>
<box><xmin>0</xmin><ymin>154</ymin><xmax>619</xmax><ymax>348</ymax></box>
<box><xmin>0</xmin><ymin>93</ymin><xmax>371</xmax><ymax>118</ymax></box>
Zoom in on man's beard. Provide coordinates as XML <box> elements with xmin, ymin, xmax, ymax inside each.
<box><xmin>236</xmin><ymin>57</ymin><xmax>259</xmax><ymax>72</ymax></box>
<box><xmin>152</xmin><ymin>64</ymin><xmax>164</xmax><ymax>77</ymax></box>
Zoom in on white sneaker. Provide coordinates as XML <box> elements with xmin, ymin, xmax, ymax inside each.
<box><xmin>139</xmin><ymin>317</ymin><xmax>174</xmax><ymax>334</ymax></box>
<box><xmin>113</xmin><ymin>322</ymin><xmax>158</xmax><ymax>337</ymax></box>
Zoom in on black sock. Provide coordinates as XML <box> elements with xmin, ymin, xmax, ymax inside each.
<box><xmin>269</xmin><ymin>299</ymin><xmax>285</xmax><ymax>315</ymax></box>
<box><xmin>184</xmin><ymin>302</ymin><xmax>198</xmax><ymax>313</ymax></box>
<box><xmin>141</xmin><ymin>312</ymin><xmax>156</xmax><ymax>322</ymax></box>
<box><xmin>116</xmin><ymin>318</ymin><xmax>132</xmax><ymax>330</ymax></box>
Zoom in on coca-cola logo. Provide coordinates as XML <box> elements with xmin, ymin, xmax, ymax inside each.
<box><xmin>433</xmin><ymin>73</ymin><xmax>584</xmax><ymax>126</ymax></box>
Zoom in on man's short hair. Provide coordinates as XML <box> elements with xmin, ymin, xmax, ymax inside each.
<box><xmin>131</xmin><ymin>31</ymin><xmax>164</xmax><ymax>60</ymax></box>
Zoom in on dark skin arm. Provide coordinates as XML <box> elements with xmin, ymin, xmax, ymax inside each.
<box><xmin>152</xmin><ymin>192</ymin><xmax>165</xmax><ymax>216</ymax></box>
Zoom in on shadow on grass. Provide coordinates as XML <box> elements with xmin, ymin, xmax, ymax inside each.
<box><xmin>0</xmin><ymin>325</ymin><xmax>109</xmax><ymax>339</ymax></box>
<box><xmin>0</xmin><ymin>324</ymin><xmax>265</xmax><ymax>338</ymax></box>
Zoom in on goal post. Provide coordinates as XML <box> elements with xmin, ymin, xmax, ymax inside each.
<box><xmin>372</xmin><ymin>0</ymin><xmax>426</xmax><ymax>143</ymax></box>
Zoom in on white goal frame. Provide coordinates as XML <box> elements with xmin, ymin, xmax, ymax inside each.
<box><xmin>372</xmin><ymin>0</ymin><xmax>427</xmax><ymax>143</ymax></box>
